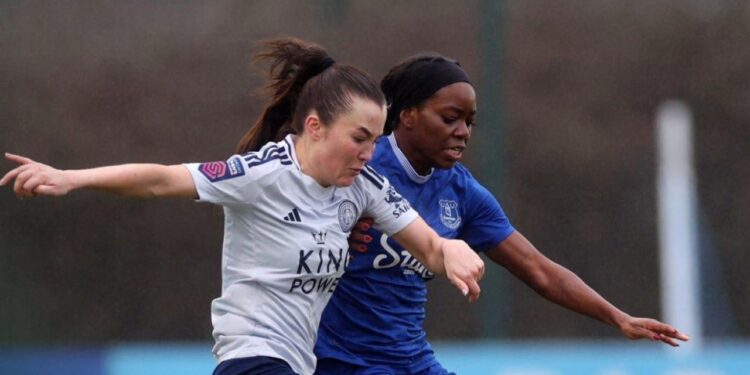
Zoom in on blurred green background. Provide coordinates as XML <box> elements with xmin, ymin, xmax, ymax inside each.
<box><xmin>1</xmin><ymin>0</ymin><xmax>748</xmax><ymax>348</ymax></box>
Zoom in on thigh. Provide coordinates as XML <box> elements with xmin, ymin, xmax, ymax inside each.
<box><xmin>314</xmin><ymin>358</ymin><xmax>356</xmax><ymax>375</ymax></box>
<box><xmin>213</xmin><ymin>356</ymin><xmax>299</xmax><ymax>375</ymax></box>
<box><xmin>315</xmin><ymin>358</ymin><xmax>395</xmax><ymax>375</ymax></box>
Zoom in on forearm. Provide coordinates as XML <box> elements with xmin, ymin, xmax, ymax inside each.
<box><xmin>489</xmin><ymin>232</ymin><xmax>629</xmax><ymax>329</ymax></box>
<box><xmin>67</xmin><ymin>164</ymin><xmax>195</xmax><ymax>198</ymax></box>
<box><xmin>412</xmin><ymin>238</ymin><xmax>448</xmax><ymax>275</ymax></box>
<box><xmin>535</xmin><ymin>264</ymin><xmax>629</xmax><ymax>329</ymax></box>
<box><xmin>390</xmin><ymin>217</ymin><xmax>446</xmax><ymax>274</ymax></box>
<box><xmin>491</xmin><ymin>232</ymin><xmax>688</xmax><ymax>345</ymax></box>
<box><xmin>391</xmin><ymin>217</ymin><xmax>483</xmax><ymax>300</ymax></box>
<box><xmin>423</xmin><ymin>236</ymin><xmax>447</xmax><ymax>274</ymax></box>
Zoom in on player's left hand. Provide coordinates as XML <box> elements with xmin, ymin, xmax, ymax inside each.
<box><xmin>348</xmin><ymin>217</ymin><xmax>374</xmax><ymax>253</ymax></box>
<box><xmin>618</xmin><ymin>316</ymin><xmax>690</xmax><ymax>347</ymax></box>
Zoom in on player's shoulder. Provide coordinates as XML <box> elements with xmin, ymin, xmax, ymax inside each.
<box><xmin>237</xmin><ymin>138</ymin><xmax>296</xmax><ymax>176</ymax></box>
<box><xmin>190</xmin><ymin>141</ymin><xmax>291</xmax><ymax>186</ymax></box>
<box><xmin>436</xmin><ymin>162</ymin><xmax>494</xmax><ymax>202</ymax></box>
<box><xmin>242</xmin><ymin>139</ymin><xmax>293</xmax><ymax>167</ymax></box>
<box><xmin>357</xmin><ymin>164</ymin><xmax>388</xmax><ymax>191</ymax></box>
<box><xmin>448</xmin><ymin>161</ymin><xmax>475</xmax><ymax>178</ymax></box>
<box><xmin>342</xmin><ymin>165</ymin><xmax>393</xmax><ymax>204</ymax></box>
<box><xmin>436</xmin><ymin>162</ymin><xmax>480</xmax><ymax>187</ymax></box>
<box><xmin>365</xmin><ymin>136</ymin><xmax>397</xmax><ymax>171</ymax></box>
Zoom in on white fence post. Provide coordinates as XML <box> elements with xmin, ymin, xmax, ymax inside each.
<box><xmin>656</xmin><ymin>100</ymin><xmax>702</xmax><ymax>352</ymax></box>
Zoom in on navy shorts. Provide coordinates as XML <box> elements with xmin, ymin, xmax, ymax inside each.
<box><xmin>314</xmin><ymin>357</ymin><xmax>456</xmax><ymax>375</ymax></box>
<box><xmin>213</xmin><ymin>356</ymin><xmax>299</xmax><ymax>375</ymax></box>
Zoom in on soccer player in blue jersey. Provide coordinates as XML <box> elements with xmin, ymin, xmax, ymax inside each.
<box><xmin>314</xmin><ymin>54</ymin><xmax>690</xmax><ymax>375</ymax></box>
<box><xmin>1</xmin><ymin>41</ymin><xmax>485</xmax><ymax>375</ymax></box>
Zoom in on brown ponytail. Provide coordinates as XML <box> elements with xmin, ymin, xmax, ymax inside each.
<box><xmin>236</xmin><ymin>38</ymin><xmax>385</xmax><ymax>154</ymax></box>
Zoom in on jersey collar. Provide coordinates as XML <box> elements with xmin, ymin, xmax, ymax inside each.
<box><xmin>387</xmin><ymin>133</ymin><xmax>434</xmax><ymax>184</ymax></box>
<box><xmin>283</xmin><ymin>134</ymin><xmax>302</xmax><ymax>171</ymax></box>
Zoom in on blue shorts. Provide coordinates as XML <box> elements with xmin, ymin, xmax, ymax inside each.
<box><xmin>213</xmin><ymin>356</ymin><xmax>299</xmax><ymax>375</ymax></box>
<box><xmin>314</xmin><ymin>358</ymin><xmax>455</xmax><ymax>375</ymax></box>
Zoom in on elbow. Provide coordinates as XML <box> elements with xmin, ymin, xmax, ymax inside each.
<box><xmin>144</xmin><ymin>165</ymin><xmax>186</xmax><ymax>198</ymax></box>
<box><xmin>526</xmin><ymin>265</ymin><xmax>579</xmax><ymax>301</ymax></box>
<box><xmin>514</xmin><ymin>254</ymin><xmax>565</xmax><ymax>297</ymax></box>
<box><xmin>527</xmin><ymin>271</ymin><xmax>553</xmax><ymax>296</ymax></box>
<box><xmin>518</xmin><ymin>264</ymin><xmax>556</xmax><ymax>297</ymax></box>
<box><xmin>147</xmin><ymin>182</ymin><xmax>169</xmax><ymax>198</ymax></box>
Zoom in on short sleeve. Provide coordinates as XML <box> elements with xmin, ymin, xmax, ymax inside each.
<box><xmin>459</xmin><ymin>183</ymin><xmax>515</xmax><ymax>252</ymax></box>
<box><xmin>183</xmin><ymin>155</ymin><xmax>261</xmax><ymax>206</ymax></box>
<box><xmin>361</xmin><ymin>172</ymin><xmax>418</xmax><ymax>236</ymax></box>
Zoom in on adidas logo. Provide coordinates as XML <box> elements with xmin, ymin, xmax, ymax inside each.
<box><xmin>283</xmin><ymin>208</ymin><xmax>302</xmax><ymax>222</ymax></box>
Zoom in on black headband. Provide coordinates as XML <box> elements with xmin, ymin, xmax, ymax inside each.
<box><xmin>383</xmin><ymin>57</ymin><xmax>471</xmax><ymax>132</ymax></box>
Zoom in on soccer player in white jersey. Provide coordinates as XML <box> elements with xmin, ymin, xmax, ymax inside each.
<box><xmin>1</xmin><ymin>40</ymin><xmax>485</xmax><ymax>375</ymax></box>
<box><xmin>314</xmin><ymin>54</ymin><xmax>690</xmax><ymax>375</ymax></box>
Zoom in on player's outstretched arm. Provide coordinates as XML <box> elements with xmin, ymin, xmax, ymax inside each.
<box><xmin>1</xmin><ymin>152</ymin><xmax>197</xmax><ymax>199</ymax></box>
<box><xmin>486</xmin><ymin>231</ymin><xmax>689</xmax><ymax>346</ymax></box>
<box><xmin>391</xmin><ymin>217</ymin><xmax>485</xmax><ymax>302</ymax></box>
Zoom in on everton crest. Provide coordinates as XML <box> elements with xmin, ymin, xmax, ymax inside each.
<box><xmin>439</xmin><ymin>199</ymin><xmax>461</xmax><ymax>229</ymax></box>
<box><xmin>337</xmin><ymin>199</ymin><xmax>358</xmax><ymax>232</ymax></box>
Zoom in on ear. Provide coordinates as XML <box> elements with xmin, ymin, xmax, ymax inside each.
<box><xmin>303</xmin><ymin>112</ymin><xmax>324</xmax><ymax>141</ymax></box>
<box><xmin>399</xmin><ymin>108</ymin><xmax>418</xmax><ymax>130</ymax></box>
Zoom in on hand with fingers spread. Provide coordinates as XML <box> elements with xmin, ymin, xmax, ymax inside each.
<box><xmin>1</xmin><ymin>153</ymin><xmax>74</xmax><ymax>198</ymax></box>
<box><xmin>618</xmin><ymin>315</ymin><xmax>690</xmax><ymax>347</ymax></box>
<box><xmin>441</xmin><ymin>239</ymin><xmax>485</xmax><ymax>302</ymax></box>
<box><xmin>347</xmin><ymin>217</ymin><xmax>374</xmax><ymax>253</ymax></box>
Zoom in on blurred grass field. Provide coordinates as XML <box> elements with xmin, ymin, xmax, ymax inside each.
<box><xmin>2</xmin><ymin>341</ymin><xmax>750</xmax><ymax>374</ymax></box>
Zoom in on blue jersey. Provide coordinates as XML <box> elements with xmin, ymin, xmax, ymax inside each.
<box><xmin>315</xmin><ymin>134</ymin><xmax>515</xmax><ymax>372</ymax></box>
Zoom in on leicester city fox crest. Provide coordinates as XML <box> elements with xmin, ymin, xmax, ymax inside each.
<box><xmin>384</xmin><ymin>186</ymin><xmax>411</xmax><ymax>218</ymax></box>
<box><xmin>337</xmin><ymin>200</ymin><xmax>358</xmax><ymax>232</ymax></box>
<box><xmin>439</xmin><ymin>199</ymin><xmax>461</xmax><ymax>229</ymax></box>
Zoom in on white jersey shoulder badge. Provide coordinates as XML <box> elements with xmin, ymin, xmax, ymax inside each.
<box><xmin>338</xmin><ymin>199</ymin><xmax>358</xmax><ymax>232</ymax></box>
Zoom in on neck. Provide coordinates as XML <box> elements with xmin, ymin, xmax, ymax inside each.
<box><xmin>293</xmin><ymin>135</ymin><xmax>330</xmax><ymax>187</ymax></box>
<box><xmin>393</xmin><ymin>130</ymin><xmax>432</xmax><ymax>176</ymax></box>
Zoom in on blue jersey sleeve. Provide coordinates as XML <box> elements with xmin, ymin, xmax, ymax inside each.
<box><xmin>459</xmin><ymin>183</ymin><xmax>515</xmax><ymax>252</ymax></box>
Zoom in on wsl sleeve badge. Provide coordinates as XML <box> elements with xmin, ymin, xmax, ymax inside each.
<box><xmin>198</xmin><ymin>157</ymin><xmax>245</xmax><ymax>182</ymax></box>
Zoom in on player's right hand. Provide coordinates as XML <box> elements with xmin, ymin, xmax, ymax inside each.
<box><xmin>441</xmin><ymin>239</ymin><xmax>485</xmax><ymax>302</ymax></box>
<box><xmin>1</xmin><ymin>153</ymin><xmax>73</xmax><ymax>198</ymax></box>
<box><xmin>348</xmin><ymin>217</ymin><xmax>374</xmax><ymax>252</ymax></box>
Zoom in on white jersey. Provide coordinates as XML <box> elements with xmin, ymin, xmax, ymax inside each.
<box><xmin>184</xmin><ymin>135</ymin><xmax>418</xmax><ymax>375</ymax></box>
